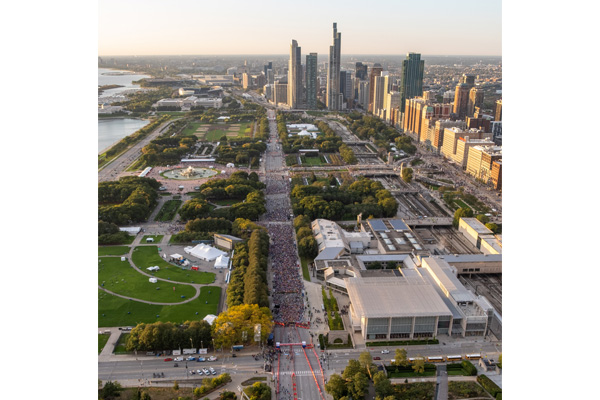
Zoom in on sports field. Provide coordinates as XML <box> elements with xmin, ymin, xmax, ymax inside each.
<box><xmin>183</xmin><ymin>122</ymin><xmax>254</xmax><ymax>141</ymax></box>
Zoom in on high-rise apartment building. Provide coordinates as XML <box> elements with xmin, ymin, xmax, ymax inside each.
<box><xmin>368</xmin><ymin>64</ymin><xmax>383</xmax><ymax>113</ymax></box>
<box><xmin>466</xmin><ymin>145</ymin><xmax>502</xmax><ymax>183</ymax></box>
<box><xmin>288</xmin><ymin>40</ymin><xmax>303</xmax><ymax>109</ymax></box>
<box><xmin>264</xmin><ymin>61</ymin><xmax>272</xmax><ymax>77</ymax></box>
<box><xmin>467</xmin><ymin>88</ymin><xmax>484</xmax><ymax>117</ymax></box>
<box><xmin>358</xmin><ymin>80</ymin><xmax>370</xmax><ymax>110</ymax></box>
<box><xmin>340</xmin><ymin>70</ymin><xmax>354</xmax><ymax>105</ymax></box>
<box><xmin>326</xmin><ymin>23</ymin><xmax>342</xmax><ymax>111</ymax></box>
<box><xmin>453</xmin><ymin>83</ymin><xmax>471</xmax><ymax>119</ymax></box>
<box><xmin>274</xmin><ymin>82</ymin><xmax>288</xmax><ymax>105</ymax></box>
<box><xmin>441</xmin><ymin>128</ymin><xmax>494</xmax><ymax>168</ymax></box>
<box><xmin>495</xmin><ymin>99</ymin><xmax>502</xmax><ymax>121</ymax></box>
<box><xmin>373</xmin><ymin>75</ymin><xmax>388</xmax><ymax>115</ymax></box>
<box><xmin>305</xmin><ymin>53</ymin><xmax>318</xmax><ymax>110</ymax></box>
<box><xmin>433</xmin><ymin>120</ymin><xmax>467</xmax><ymax>152</ymax></box>
<box><xmin>385</xmin><ymin>91</ymin><xmax>401</xmax><ymax>123</ymax></box>
<box><xmin>399</xmin><ymin>53</ymin><xmax>424</xmax><ymax>112</ymax></box>
<box><xmin>490</xmin><ymin>160</ymin><xmax>502</xmax><ymax>190</ymax></box>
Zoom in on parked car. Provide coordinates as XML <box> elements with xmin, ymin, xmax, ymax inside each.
<box><xmin>164</xmin><ymin>357</ymin><xmax>173</xmax><ymax>362</ymax></box>
<box><xmin>373</xmin><ymin>356</ymin><xmax>381</xmax><ymax>360</ymax></box>
<box><xmin>209</xmin><ymin>367</ymin><xmax>216</xmax><ymax>375</ymax></box>
<box><xmin>208</xmin><ymin>356</ymin><xmax>217</xmax><ymax>361</ymax></box>
<box><xmin>187</xmin><ymin>356</ymin><xmax>196</xmax><ymax>361</ymax></box>
<box><xmin>174</xmin><ymin>357</ymin><xmax>184</xmax><ymax>362</ymax></box>
<box><xmin>196</xmin><ymin>369</ymin><xmax>203</xmax><ymax>375</ymax></box>
<box><xmin>197</xmin><ymin>357</ymin><xmax>205</xmax><ymax>362</ymax></box>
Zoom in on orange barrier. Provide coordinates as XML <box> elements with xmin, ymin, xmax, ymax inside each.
<box><xmin>302</xmin><ymin>347</ymin><xmax>326</xmax><ymax>400</ymax></box>
<box><xmin>312</xmin><ymin>347</ymin><xmax>326</xmax><ymax>389</ymax></box>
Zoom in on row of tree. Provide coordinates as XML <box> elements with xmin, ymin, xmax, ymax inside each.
<box><xmin>291</xmin><ymin>177</ymin><xmax>398</xmax><ymax>220</ymax></box>
<box><xmin>98</xmin><ymin>177</ymin><xmax>161</xmax><ymax>226</ymax></box>
<box><xmin>139</xmin><ymin>135</ymin><xmax>197</xmax><ymax>166</ymax></box>
<box><xmin>125</xmin><ymin>320</ymin><xmax>212</xmax><ymax>352</ymax></box>
<box><xmin>325</xmin><ymin>352</ymin><xmax>395</xmax><ymax>400</ymax></box>
<box><xmin>226</xmin><ymin>228</ymin><xmax>270</xmax><ymax>308</ymax></box>
<box><xmin>293</xmin><ymin>215</ymin><xmax>318</xmax><ymax>259</ymax></box>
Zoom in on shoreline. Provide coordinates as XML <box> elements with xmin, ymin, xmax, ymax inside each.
<box><xmin>98</xmin><ymin>117</ymin><xmax>150</xmax><ymax>155</ymax></box>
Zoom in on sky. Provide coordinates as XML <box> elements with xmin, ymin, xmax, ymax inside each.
<box><xmin>98</xmin><ymin>0</ymin><xmax>502</xmax><ymax>56</ymax></box>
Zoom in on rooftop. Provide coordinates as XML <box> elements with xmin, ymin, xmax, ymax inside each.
<box><xmin>346</xmin><ymin>276</ymin><xmax>453</xmax><ymax>319</ymax></box>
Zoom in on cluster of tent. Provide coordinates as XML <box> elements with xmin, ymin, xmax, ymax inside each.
<box><xmin>146</xmin><ymin>266</ymin><xmax>160</xmax><ymax>272</ymax></box>
<box><xmin>184</xmin><ymin>244</ymin><xmax>230</xmax><ymax>268</ymax></box>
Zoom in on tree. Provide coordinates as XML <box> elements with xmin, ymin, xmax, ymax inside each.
<box><xmin>453</xmin><ymin>207</ymin><xmax>474</xmax><ymax>228</ymax></box>
<box><xmin>358</xmin><ymin>351</ymin><xmax>373</xmax><ymax>376</ymax></box>
<box><xmin>325</xmin><ymin>374</ymin><xmax>348</xmax><ymax>400</ymax></box>
<box><xmin>401</xmin><ymin>167</ymin><xmax>413</xmax><ymax>183</ymax></box>
<box><xmin>212</xmin><ymin>304</ymin><xmax>273</xmax><ymax>349</ymax></box>
<box><xmin>412</xmin><ymin>357</ymin><xmax>425</xmax><ymax>375</ymax></box>
<box><xmin>373</xmin><ymin>371</ymin><xmax>393</xmax><ymax>398</ymax></box>
<box><xmin>393</xmin><ymin>348</ymin><xmax>409</xmax><ymax>367</ymax></box>
<box><xmin>100</xmin><ymin>381</ymin><xmax>123</xmax><ymax>399</ymax></box>
<box><xmin>476</xmin><ymin>214</ymin><xmax>490</xmax><ymax>224</ymax></box>
<box><xmin>351</xmin><ymin>372</ymin><xmax>369</xmax><ymax>398</ymax></box>
<box><xmin>485</xmin><ymin>222</ymin><xmax>499</xmax><ymax>233</ymax></box>
<box><xmin>297</xmin><ymin>236</ymin><xmax>318</xmax><ymax>259</ymax></box>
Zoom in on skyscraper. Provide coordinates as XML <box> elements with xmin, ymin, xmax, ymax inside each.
<box><xmin>306</xmin><ymin>53</ymin><xmax>318</xmax><ymax>110</ymax></box>
<box><xmin>326</xmin><ymin>23</ymin><xmax>342</xmax><ymax>111</ymax></box>
<box><xmin>368</xmin><ymin>63</ymin><xmax>383</xmax><ymax>113</ymax></box>
<box><xmin>494</xmin><ymin>99</ymin><xmax>502</xmax><ymax>121</ymax></box>
<box><xmin>288</xmin><ymin>40</ymin><xmax>302</xmax><ymax>109</ymax></box>
<box><xmin>399</xmin><ymin>53</ymin><xmax>425</xmax><ymax>112</ymax></box>
<box><xmin>467</xmin><ymin>88</ymin><xmax>484</xmax><ymax>117</ymax></box>
<box><xmin>355</xmin><ymin>62</ymin><xmax>368</xmax><ymax>80</ymax></box>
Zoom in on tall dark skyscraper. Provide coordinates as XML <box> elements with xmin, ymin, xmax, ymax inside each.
<box><xmin>399</xmin><ymin>52</ymin><xmax>425</xmax><ymax>112</ymax></box>
<box><xmin>288</xmin><ymin>40</ymin><xmax>302</xmax><ymax>109</ymax></box>
<box><xmin>326</xmin><ymin>22</ymin><xmax>342</xmax><ymax>111</ymax></box>
<box><xmin>355</xmin><ymin>62</ymin><xmax>368</xmax><ymax>80</ymax></box>
<box><xmin>306</xmin><ymin>53</ymin><xmax>318</xmax><ymax>110</ymax></box>
<box><xmin>264</xmin><ymin>61</ymin><xmax>272</xmax><ymax>77</ymax></box>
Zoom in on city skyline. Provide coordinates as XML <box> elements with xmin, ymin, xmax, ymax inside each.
<box><xmin>98</xmin><ymin>0</ymin><xmax>502</xmax><ymax>56</ymax></box>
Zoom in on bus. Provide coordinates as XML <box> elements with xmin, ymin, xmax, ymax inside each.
<box><xmin>426</xmin><ymin>356</ymin><xmax>444</xmax><ymax>363</ymax></box>
<box><xmin>446</xmin><ymin>355</ymin><xmax>463</xmax><ymax>362</ymax></box>
<box><xmin>466</xmin><ymin>353</ymin><xmax>481</xmax><ymax>360</ymax></box>
<box><xmin>408</xmin><ymin>357</ymin><xmax>425</xmax><ymax>363</ymax></box>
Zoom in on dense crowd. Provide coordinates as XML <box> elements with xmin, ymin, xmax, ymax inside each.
<box><xmin>268</xmin><ymin>222</ymin><xmax>307</xmax><ymax>324</ymax></box>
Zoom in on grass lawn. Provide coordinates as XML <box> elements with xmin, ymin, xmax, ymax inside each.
<box><xmin>300</xmin><ymin>258</ymin><xmax>311</xmax><ymax>281</ymax></box>
<box><xmin>98</xmin><ymin>333</ymin><xmax>110</xmax><ymax>354</ymax></box>
<box><xmin>113</xmin><ymin>333</ymin><xmax>130</xmax><ymax>354</ymax></box>
<box><xmin>131</xmin><ymin>246</ymin><xmax>216</xmax><ymax>284</ymax></box>
<box><xmin>98</xmin><ymin>246</ymin><xmax>130</xmax><ymax>256</ymax></box>
<box><xmin>142</xmin><ymin>235</ymin><xmax>164</xmax><ymax>243</ymax></box>
<box><xmin>98</xmin><ymin>286</ymin><xmax>221</xmax><ymax>327</ymax></box>
<box><xmin>181</xmin><ymin>121</ymin><xmax>205</xmax><ymax>136</ymax></box>
<box><xmin>301</xmin><ymin>156</ymin><xmax>324</xmax><ymax>166</ymax></box>
<box><xmin>155</xmin><ymin>200</ymin><xmax>182</xmax><ymax>221</ymax></box>
<box><xmin>99</xmin><ymin>257</ymin><xmax>196</xmax><ymax>302</ymax></box>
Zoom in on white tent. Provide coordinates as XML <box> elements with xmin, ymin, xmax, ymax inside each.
<box><xmin>203</xmin><ymin>314</ymin><xmax>217</xmax><ymax>325</ymax></box>
<box><xmin>214</xmin><ymin>254</ymin><xmax>230</xmax><ymax>269</ymax></box>
<box><xmin>149</xmin><ymin>277</ymin><xmax>158</xmax><ymax>283</ymax></box>
<box><xmin>147</xmin><ymin>266</ymin><xmax>160</xmax><ymax>272</ymax></box>
<box><xmin>226</xmin><ymin>163</ymin><xmax>235</xmax><ymax>168</ymax></box>
<box><xmin>186</xmin><ymin>243</ymin><xmax>226</xmax><ymax>262</ymax></box>
<box><xmin>170</xmin><ymin>254</ymin><xmax>183</xmax><ymax>260</ymax></box>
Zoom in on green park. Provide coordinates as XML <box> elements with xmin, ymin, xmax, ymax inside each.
<box><xmin>131</xmin><ymin>245</ymin><xmax>216</xmax><ymax>284</ymax></box>
<box><xmin>98</xmin><ymin>286</ymin><xmax>221</xmax><ymax>327</ymax></box>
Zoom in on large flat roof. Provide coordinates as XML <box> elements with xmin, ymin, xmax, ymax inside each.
<box><xmin>346</xmin><ymin>277</ymin><xmax>452</xmax><ymax>319</ymax></box>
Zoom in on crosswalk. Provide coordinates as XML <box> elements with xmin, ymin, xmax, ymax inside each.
<box><xmin>279</xmin><ymin>370</ymin><xmax>322</xmax><ymax>376</ymax></box>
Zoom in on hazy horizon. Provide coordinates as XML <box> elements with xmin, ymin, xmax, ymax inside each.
<box><xmin>99</xmin><ymin>0</ymin><xmax>501</xmax><ymax>56</ymax></box>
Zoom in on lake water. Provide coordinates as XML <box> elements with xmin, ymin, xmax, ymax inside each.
<box><xmin>98</xmin><ymin>118</ymin><xmax>150</xmax><ymax>154</ymax></box>
<box><xmin>98</xmin><ymin>68</ymin><xmax>151</xmax><ymax>154</ymax></box>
